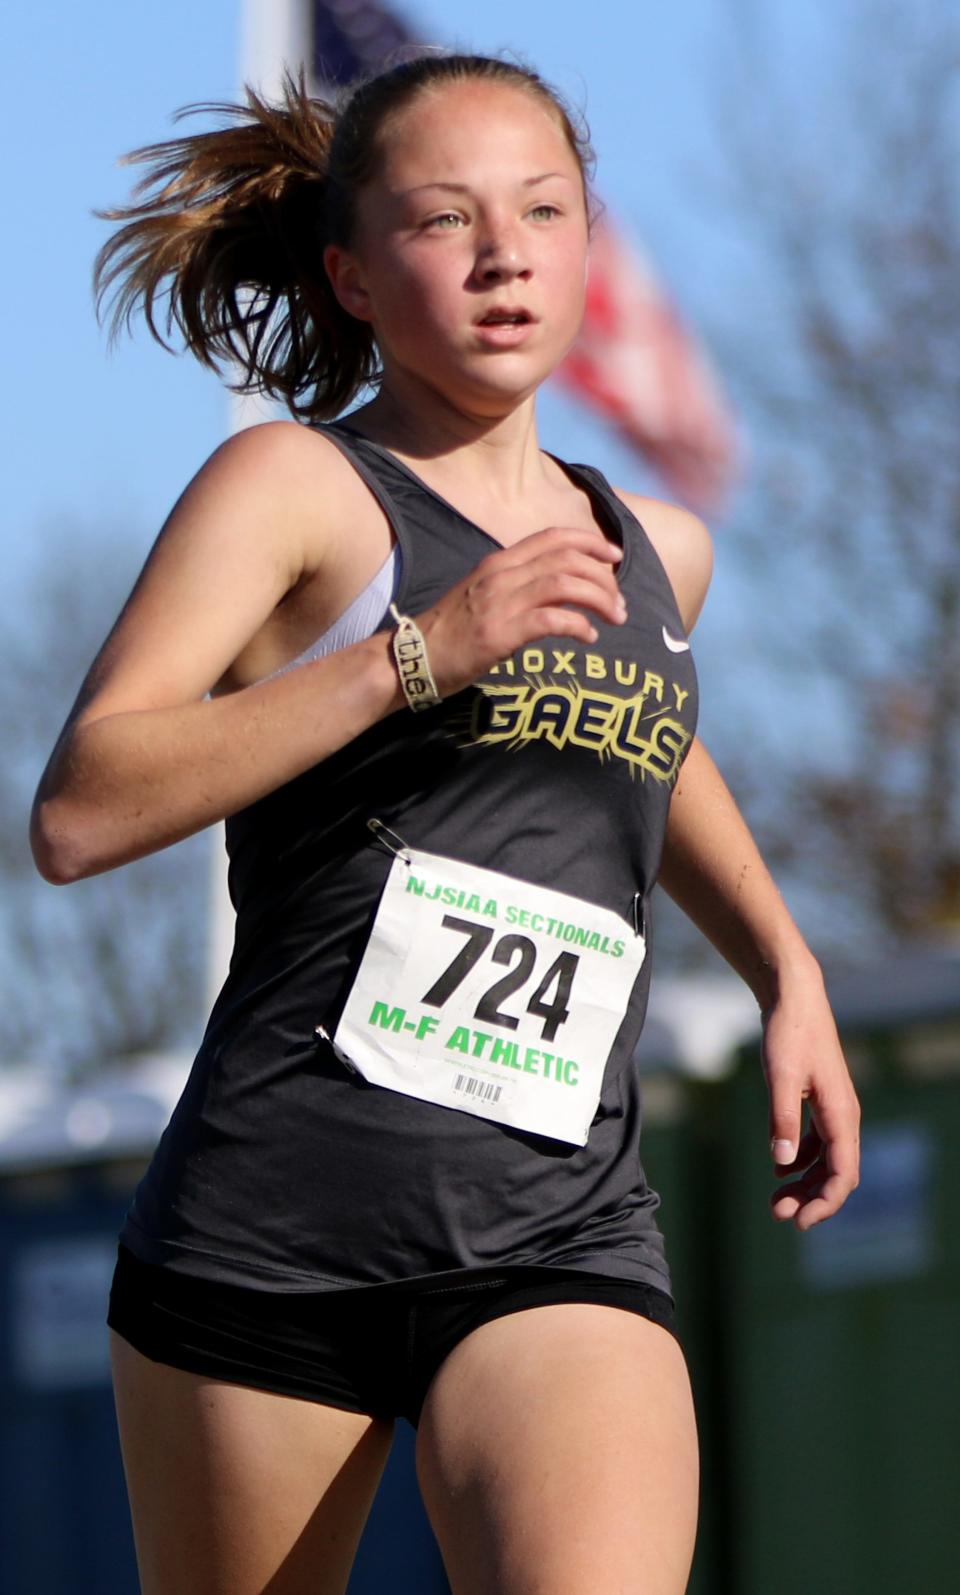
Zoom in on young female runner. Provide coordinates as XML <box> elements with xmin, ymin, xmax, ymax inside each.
<box><xmin>31</xmin><ymin>54</ymin><xmax>860</xmax><ymax>1595</ymax></box>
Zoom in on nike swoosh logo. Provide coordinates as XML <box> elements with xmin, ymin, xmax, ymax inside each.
<box><xmin>662</xmin><ymin>626</ymin><xmax>690</xmax><ymax>653</ymax></box>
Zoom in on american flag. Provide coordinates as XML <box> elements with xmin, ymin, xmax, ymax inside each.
<box><xmin>307</xmin><ymin>0</ymin><xmax>741</xmax><ymax>516</ymax></box>
<box><xmin>309</xmin><ymin>0</ymin><xmax>412</xmax><ymax>84</ymax></box>
<box><xmin>555</xmin><ymin>218</ymin><xmax>740</xmax><ymax>517</ymax></box>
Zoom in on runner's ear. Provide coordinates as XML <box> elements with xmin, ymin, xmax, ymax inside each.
<box><xmin>323</xmin><ymin>244</ymin><xmax>374</xmax><ymax>323</ymax></box>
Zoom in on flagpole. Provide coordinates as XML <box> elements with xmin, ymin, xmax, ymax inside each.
<box><xmin>205</xmin><ymin>0</ymin><xmax>311</xmax><ymax>1011</ymax></box>
<box><xmin>240</xmin><ymin>0</ymin><xmax>307</xmax><ymax>99</ymax></box>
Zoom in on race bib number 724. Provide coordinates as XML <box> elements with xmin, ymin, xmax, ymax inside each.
<box><xmin>332</xmin><ymin>848</ymin><xmax>646</xmax><ymax>1146</ymax></box>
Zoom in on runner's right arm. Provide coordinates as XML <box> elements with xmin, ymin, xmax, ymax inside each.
<box><xmin>30</xmin><ymin>423</ymin><xmax>625</xmax><ymax>883</ymax></box>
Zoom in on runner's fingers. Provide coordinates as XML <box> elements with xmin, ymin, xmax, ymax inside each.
<box><xmin>511</xmin><ymin>606</ymin><xmax>608</xmax><ymax>647</ymax></box>
<box><xmin>770</xmin><ymin>1121</ymin><xmax>860</xmax><ymax>1228</ymax></box>
<box><xmin>517</xmin><ymin>543</ymin><xmax>625</xmax><ymax>582</ymax></box>
<box><xmin>772</xmin><ymin>1166</ymin><xmax>855</xmax><ymax>1230</ymax></box>
<box><xmin>811</xmin><ymin>1085</ymin><xmax>861</xmax><ymax>1168</ymax></box>
<box><xmin>478</xmin><ymin>549</ymin><xmax>625</xmax><ymax>617</ymax></box>
<box><xmin>419</xmin><ymin>531</ymin><xmax>626</xmax><ymax>691</ymax></box>
<box><xmin>772</xmin><ymin>1124</ymin><xmax>823</xmax><ymax>1171</ymax></box>
<box><xmin>429</xmin><ymin>596</ymin><xmax>601</xmax><ymax>669</ymax></box>
<box><xmin>511</xmin><ymin>569</ymin><xmax>628</xmax><ymax>626</ymax></box>
<box><xmin>469</xmin><ymin>537</ymin><xmax>622</xmax><ymax>607</ymax></box>
<box><xmin>490</xmin><ymin>525</ymin><xmax>623</xmax><ymax>569</ymax></box>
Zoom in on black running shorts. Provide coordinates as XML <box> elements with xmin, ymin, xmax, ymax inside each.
<box><xmin>107</xmin><ymin>1244</ymin><xmax>680</xmax><ymax>1429</ymax></box>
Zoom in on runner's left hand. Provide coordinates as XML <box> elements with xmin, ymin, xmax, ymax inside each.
<box><xmin>761</xmin><ymin>981</ymin><xmax>861</xmax><ymax>1230</ymax></box>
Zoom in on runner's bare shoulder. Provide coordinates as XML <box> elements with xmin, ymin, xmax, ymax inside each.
<box><xmin>611</xmin><ymin>489</ymin><xmax>713</xmax><ymax>632</ymax></box>
<box><xmin>63</xmin><ymin>420</ymin><xmax>363</xmax><ymax>733</ymax></box>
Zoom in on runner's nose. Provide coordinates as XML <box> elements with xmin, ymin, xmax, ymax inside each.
<box><xmin>474</xmin><ymin>227</ymin><xmax>531</xmax><ymax>284</ymax></box>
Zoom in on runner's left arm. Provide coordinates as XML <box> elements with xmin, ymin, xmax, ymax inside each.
<box><xmin>657</xmin><ymin>736</ymin><xmax>861</xmax><ymax>1230</ymax></box>
<box><xmin>612</xmin><ymin>490</ymin><xmax>859</xmax><ymax>1228</ymax></box>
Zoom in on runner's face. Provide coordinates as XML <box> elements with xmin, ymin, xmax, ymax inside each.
<box><xmin>330</xmin><ymin>80</ymin><xmax>590</xmax><ymax>413</ymax></box>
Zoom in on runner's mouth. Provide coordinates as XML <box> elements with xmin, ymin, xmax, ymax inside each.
<box><xmin>476</xmin><ymin>308</ymin><xmax>536</xmax><ymax>326</ymax></box>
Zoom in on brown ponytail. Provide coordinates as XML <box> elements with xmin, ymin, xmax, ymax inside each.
<box><xmin>94</xmin><ymin>55</ymin><xmax>595</xmax><ymax>421</ymax></box>
<box><xmin>94</xmin><ymin>70</ymin><xmax>376</xmax><ymax>420</ymax></box>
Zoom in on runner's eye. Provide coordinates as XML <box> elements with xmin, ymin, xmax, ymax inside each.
<box><xmin>427</xmin><ymin>212</ymin><xmax>465</xmax><ymax>230</ymax></box>
<box><xmin>528</xmin><ymin>204</ymin><xmax>561</xmax><ymax>221</ymax></box>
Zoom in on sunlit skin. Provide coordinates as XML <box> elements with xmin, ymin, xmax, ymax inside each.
<box><xmin>324</xmin><ymin>80</ymin><xmax>591</xmax><ymax>460</ymax></box>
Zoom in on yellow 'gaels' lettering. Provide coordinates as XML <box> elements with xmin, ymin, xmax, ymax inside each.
<box><xmin>573</xmin><ymin>696</ymin><xmax>615</xmax><ymax>748</ymax></box>
<box><xmin>527</xmin><ymin>692</ymin><xmax>573</xmax><ymax>749</ymax></box>
<box><xmin>472</xmin><ymin>683</ymin><xmax>692</xmax><ymax>783</ymax></box>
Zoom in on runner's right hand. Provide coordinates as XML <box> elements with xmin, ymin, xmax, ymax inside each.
<box><xmin>414</xmin><ymin>526</ymin><xmax>626</xmax><ymax>699</ymax></box>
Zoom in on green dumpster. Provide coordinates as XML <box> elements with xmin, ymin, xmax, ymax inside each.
<box><xmin>703</xmin><ymin>949</ymin><xmax>960</xmax><ymax>1594</ymax></box>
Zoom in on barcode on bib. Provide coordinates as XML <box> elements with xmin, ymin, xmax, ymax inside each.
<box><xmin>454</xmin><ymin>1075</ymin><xmax>502</xmax><ymax>1104</ymax></box>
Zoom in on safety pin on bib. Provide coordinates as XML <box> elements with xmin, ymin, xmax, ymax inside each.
<box><xmin>367</xmin><ymin>816</ymin><xmax>412</xmax><ymax>865</ymax></box>
<box><xmin>631</xmin><ymin>892</ymin><xmax>645</xmax><ymax>939</ymax></box>
<box><xmin>313</xmin><ymin>1024</ymin><xmax>360</xmax><ymax>1075</ymax></box>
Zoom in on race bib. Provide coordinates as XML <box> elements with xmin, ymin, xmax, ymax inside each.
<box><xmin>333</xmin><ymin>847</ymin><xmax>646</xmax><ymax>1146</ymax></box>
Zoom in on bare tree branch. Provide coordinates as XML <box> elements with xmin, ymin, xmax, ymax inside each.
<box><xmin>1</xmin><ymin>519</ymin><xmax>208</xmax><ymax>1079</ymax></box>
<box><xmin>687</xmin><ymin>0</ymin><xmax>960</xmax><ymax>953</ymax></box>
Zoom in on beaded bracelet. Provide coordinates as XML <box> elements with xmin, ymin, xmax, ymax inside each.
<box><xmin>389</xmin><ymin>603</ymin><xmax>442</xmax><ymax>712</ymax></box>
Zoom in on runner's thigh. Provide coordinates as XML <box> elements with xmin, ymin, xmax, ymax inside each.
<box><xmin>109</xmin><ymin>1329</ymin><xmax>395</xmax><ymax>1595</ymax></box>
<box><xmin>415</xmin><ymin>1303</ymin><xmax>699</xmax><ymax>1595</ymax></box>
